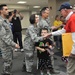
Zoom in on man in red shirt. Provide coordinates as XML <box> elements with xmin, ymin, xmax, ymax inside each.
<box><xmin>48</xmin><ymin>2</ymin><xmax>75</xmax><ymax>75</ymax></box>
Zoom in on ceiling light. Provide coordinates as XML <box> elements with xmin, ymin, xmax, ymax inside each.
<box><xmin>17</xmin><ymin>1</ymin><xmax>27</xmax><ymax>4</ymax></box>
<box><xmin>33</xmin><ymin>6</ymin><xmax>40</xmax><ymax>8</ymax></box>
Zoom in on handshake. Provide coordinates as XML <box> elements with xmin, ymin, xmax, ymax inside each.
<box><xmin>42</xmin><ymin>33</ymin><xmax>52</xmax><ymax>38</ymax></box>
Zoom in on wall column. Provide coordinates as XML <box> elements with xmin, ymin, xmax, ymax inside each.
<box><xmin>48</xmin><ymin>0</ymin><xmax>56</xmax><ymax>26</ymax></box>
<box><xmin>69</xmin><ymin>0</ymin><xmax>75</xmax><ymax>5</ymax></box>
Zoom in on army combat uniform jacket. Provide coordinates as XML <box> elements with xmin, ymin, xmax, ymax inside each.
<box><xmin>24</xmin><ymin>24</ymin><xmax>43</xmax><ymax>51</ymax></box>
<box><xmin>0</xmin><ymin>16</ymin><xmax>16</xmax><ymax>74</ymax></box>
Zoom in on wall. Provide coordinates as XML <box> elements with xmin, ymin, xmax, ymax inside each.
<box><xmin>69</xmin><ymin>0</ymin><xmax>75</xmax><ymax>5</ymax></box>
<box><xmin>48</xmin><ymin>0</ymin><xmax>56</xmax><ymax>26</ymax></box>
<box><xmin>21</xmin><ymin>11</ymin><xmax>30</xmax><ymax>29</ymax></box>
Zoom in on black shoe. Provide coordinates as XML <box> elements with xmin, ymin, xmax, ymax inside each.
<box><xmin>27</xmin><ymin>72</ymin><xmax>34</xmax><ymax>75</ymax></box>
<box><xmin>22</xmin><ymin>64</ymin><xmax>26</xmax><ymax>72</ymax></box>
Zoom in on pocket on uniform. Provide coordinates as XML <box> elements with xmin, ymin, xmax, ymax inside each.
<box><xmin>25</xmin><ymin>52</ymin><xmax>33</xmax><ymax>60</ymax></box>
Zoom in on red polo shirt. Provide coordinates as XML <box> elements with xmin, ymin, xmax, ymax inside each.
<box><xmin>64</xmin><ymin>13</ymin><xmax>75</xmax><ymax>33</ymax></box>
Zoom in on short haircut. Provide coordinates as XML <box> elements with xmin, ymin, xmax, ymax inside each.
<box><xmin>41</xmin><ymin>28</ymin><xmax>48</xmax><ymax>32</ymax></box>
<box><xmin>39</xmin><ymin>28</ymin><xmax>48</xmax><ymax>35</ymax></box>
<box><xmin>29</xmin><ymin>14</ymin><xmax>35</xmax><ymax>24</ymax></box>
<box><xmin>0</xmin><ymin>4</ymin><xmax>7</xmax><ymax>10</ymax></box>
<box><xmin>40</xmin><ymin>7</ymin><xmax>49</xmax><ymax>16</ymax></box>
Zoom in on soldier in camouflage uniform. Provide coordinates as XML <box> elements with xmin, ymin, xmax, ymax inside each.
<box><xmin>0</xmin><ymin>4</ymin><xmax>19</xmax><ymax>75</ymax></box>
<box><xmin>23</xmin><ymin>14</ymin><xmax>48</xmax><ymax>73</ymax></box>
<box><xmin>38</xmin><ymin>7</ymin><xmax>51</xmax><ymax>32</ymax></box>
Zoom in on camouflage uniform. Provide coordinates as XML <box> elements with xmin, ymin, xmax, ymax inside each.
<box><xmin>24</xmin><ymin>24</ymin><xmax>43</xmax><ymax>72</ymax></box>
<box><xmin>46</xmin><ymin>17</ymin><xmax>51</xmax><ymax>27</ymax></box>
<box><xmin>38</xmin><ymin>17</ymin><xmax>51</xmax><ymax>32</ymax></box>
<box><xmin>0</xmin><ymin>16</ymin><xmax>16</xmax><ymax>74</ymax></box>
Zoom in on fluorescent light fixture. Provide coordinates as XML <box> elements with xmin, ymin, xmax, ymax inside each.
<box><xmin>17</xmin><ymin>1</ymin><xmax>27</xmax><ymax>4</ymax></box>
<box><xmin>33</xmin><ymin>6</ymin><xmax>40</xmax><ymax>8</ymax></box>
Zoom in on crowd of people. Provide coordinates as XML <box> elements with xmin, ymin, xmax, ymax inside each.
<box><xmin>0</xmin><ymin>2</ymin><xmax>75</xmax><ymax>75</ymax></box>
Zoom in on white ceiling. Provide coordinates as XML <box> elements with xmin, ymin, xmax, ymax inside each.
<box><xmin>0</xmin><ymin>0</ymin><xmax>48</xmax><ymax>11</ymax></box>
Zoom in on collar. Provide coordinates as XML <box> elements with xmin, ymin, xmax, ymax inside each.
<box><xmin>65</xmin><ymin>11</ymin><xmax>73</xmax><ymax>21</ymax></box>
<box><xmin>0</xmin><ymin>16</ymin><xmax>7</xmax><ymax>22</ymax></box>
<box><xmin>31</xmin><ymin>24</ymin><xmax>37</xmax><ymax>28</ymax></box>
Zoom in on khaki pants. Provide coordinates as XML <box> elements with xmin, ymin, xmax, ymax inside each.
<box><xmin>67</xmin><ymin>57</ymin><xmax>75</xmax><ymax>75</ymax></box>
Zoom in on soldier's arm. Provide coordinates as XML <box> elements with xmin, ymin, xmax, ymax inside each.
<box><xmin>28</xmin><ymin>27</ymin><xmax>43</xmax><ymax>42</ymax></box>
<box><xmin>0</xmin><ymin>21</ymin><xmax>16</xmax><ymax>47</ymax></box>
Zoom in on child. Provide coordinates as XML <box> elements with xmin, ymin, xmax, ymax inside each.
<box><xmin>35</xmin><ymin>28</ymin><xmax>54</xmax><ymax>75</ymax></box>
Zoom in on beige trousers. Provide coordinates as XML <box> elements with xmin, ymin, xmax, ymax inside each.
<box><xmin>67</xmin><ymin>57</ymin><xmax>75</xmax><ymax>75</ymax></box>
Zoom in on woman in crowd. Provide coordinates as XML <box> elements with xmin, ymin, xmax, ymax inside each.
<box><xmin>23</xmin><ymin>14</ymin><xmax>48</xmax><ymax>74</ymax></box>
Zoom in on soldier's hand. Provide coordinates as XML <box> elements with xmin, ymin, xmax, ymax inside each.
<box><xmin>15</xmin><ymin>44</ymin><xmax>20</xmax><ymax>48</ymax></box>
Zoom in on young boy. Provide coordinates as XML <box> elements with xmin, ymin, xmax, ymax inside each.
<box><xmin>35</xmin><ymin>28</ymin><xmax>54</xmax><ymax>75</ymax></box>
